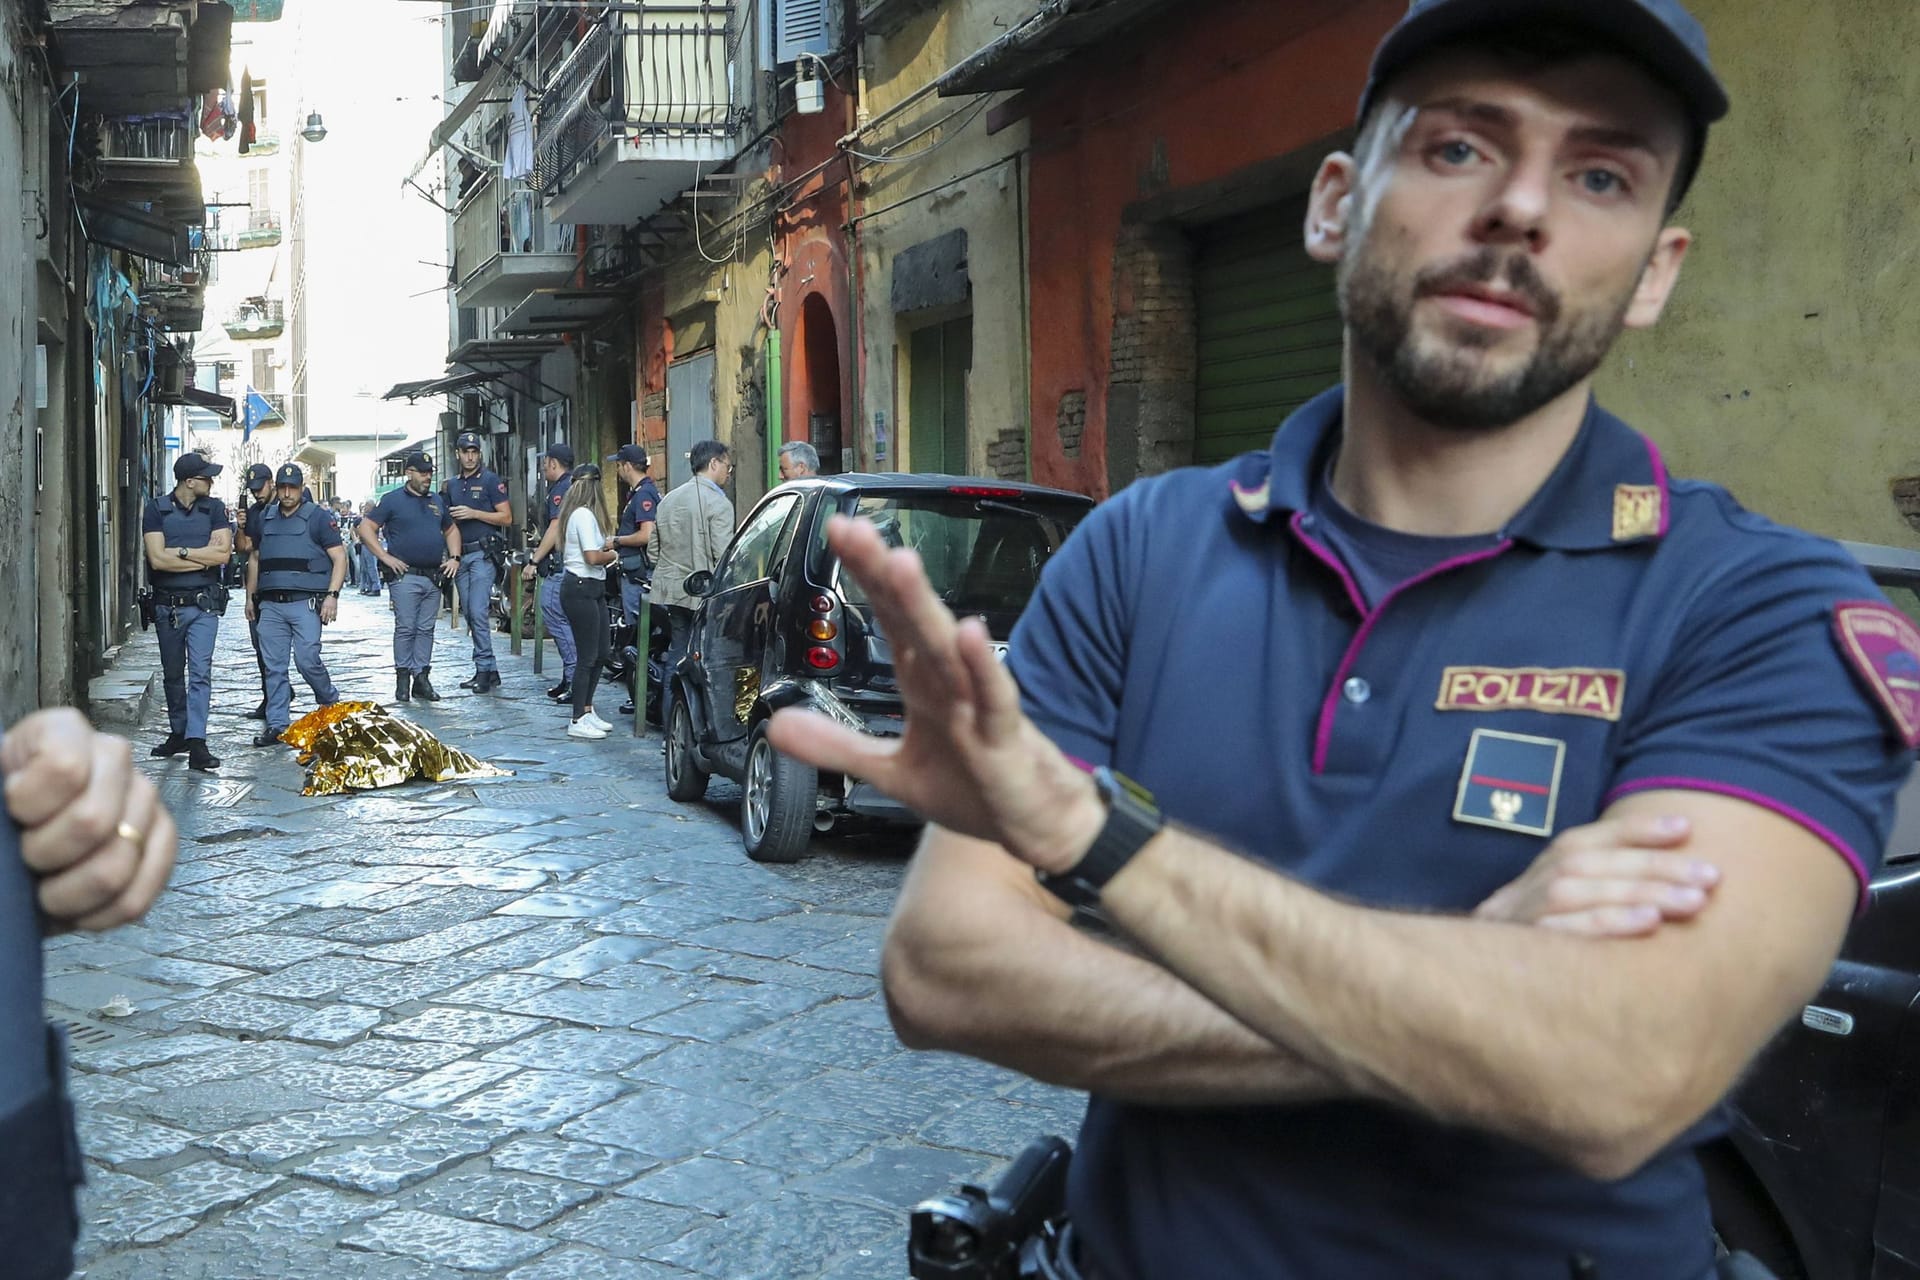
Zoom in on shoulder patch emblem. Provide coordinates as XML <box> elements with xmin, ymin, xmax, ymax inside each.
<box><xmin>1453</xmin><ymin>729</ymin><xmax>1565</xmax><ymax>836</ymax></box>
<box><xmin>1612</xmin><ymin>484</ymin><xmax>1663</xmax><ymax>541</ymax></box>
<box><xmin>1834</xmin><ymin>602</ymin><xmax>1920</xmax><ymax>748</ymax></box>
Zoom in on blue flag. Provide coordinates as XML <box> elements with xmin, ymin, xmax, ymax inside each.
<box><xmin>242</xmin><ymin>388</ymin><xmax>276</xmax><ymax>441</ymax></box>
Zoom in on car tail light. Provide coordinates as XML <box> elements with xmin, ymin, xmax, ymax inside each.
<box><xmin>947</xmin><ymin>485</ymin><xmax>1024</xmax><ymax>498</ymax></box>
<box><xmin>807</xmin><ymin>619</ymin><xmax>837</xmax><ymax>641</ymax></box>
<box><xmin>806</xmin><ymin>646</ymin><xmax>839</xmax><ymax>670</ymax></box>
<box><xmin>810</xmin><ymin>593</ymin><xmax>834</xmax><ymax>614</ymax></box>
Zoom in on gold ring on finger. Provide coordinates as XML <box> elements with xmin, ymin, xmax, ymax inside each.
<box><xmin>116</xmin><ymin>821</ymin><xmax>145</xmax><ymax>847</ymax></box>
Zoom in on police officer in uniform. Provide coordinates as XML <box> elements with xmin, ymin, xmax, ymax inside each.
<box><xmin>141</xmin><ymin>452</ymin><xmax>229</xmax><ymax>772</ymax></box>
<box><xmin>234</xmin><ymin>462</ymin><xmax>276</xmax><ymax>720</ymax></box>
<box><xmin>444</xmin><ymin>431</ymin><xmax>514</xmax><ymax>692</ymax></box>
<box><xmin>246</xmin><ymin>463</ymin><xmax>346</xmax><ymax>747</ymax></box>
<box><xmin>606</xmin><ymin>443</ymin><xmax>660</xmax><ymax>716</ymax></box>
<box><xmin>361</xmin><ymin>451</ymin><xmax>460</xmax><ymax>704</ymax></box>
<box><xmin>521</xmin><ymin>444</ymin><xmax>578</xmax><ymax>701</ymax></box>
<box><xmin>771</xmin><ymin>5</ymin><xmax>1920</xmax><ymax>1277</ymax></box>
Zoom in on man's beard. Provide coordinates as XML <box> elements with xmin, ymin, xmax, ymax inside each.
<box><xmin>1340</xmin><ymin>240</ymin><xmax>1636</xmax><ymax>432</ymax></box>
<box><xmin>408</xmin><ymin>479</ymin><xmax>429</xmax><ymax>495</ymax></box>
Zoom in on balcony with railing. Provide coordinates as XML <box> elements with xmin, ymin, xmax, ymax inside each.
<box><xmin>452</xmin><ymin>172</ymin><xmax>578</xmax><ymax>310</ymax></box>
<box><xmin>224</xmin><ymin>298</ymin><xmax>286</xmax><ymax>341</ymax></box>
<box><xmin>533</xmin><ymin>2</ymin><xmax>743</xmax><ymax>226</ymax></box>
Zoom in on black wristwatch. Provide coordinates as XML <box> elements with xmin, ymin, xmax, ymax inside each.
<box><xmin>1037</xmin><ymin>766</ymin><xmax>1164</xmax><ymax>909</ymax></box>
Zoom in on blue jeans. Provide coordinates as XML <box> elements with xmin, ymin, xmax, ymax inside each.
<box><xmin>257</xmin><ymin>597</ymin><xmax>339</xmax><ymax>732</ymax></box>
<box><xmin>156</xmin><ymin>602</ymin><xmax>218</xmax><ymax>738</ymax></box>
<box><xmin>539</xmin><ymin>572</ymin><xmax>576</xmax><ymax>681</ymax></box>
<box><xmin>389</xmin><ymin>574</ymin><xmax>441</xmax><ymax>672</ymax></box>
<box><xmin>455</xmin><ymin>552</ymin><xmax>498</xmax><ymax>672</ymax></box>
<box><xmin>661</xmin><ymin>604</ymin><xmax>696</xmax><ymax>735</ymax></box>
<box><xmin>357</xmin><ymin>544</ymin><xmax>383</xmax><ymax>594</ymax></box>
<box><xmin>619</xmin><ymin>575</ymin><xmax>645</xmax><ymax>627</ymax></box>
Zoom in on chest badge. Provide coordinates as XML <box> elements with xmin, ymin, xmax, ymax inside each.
<box><xmin>1612</xmin><ymin>484</ymin><xmax>1663</xmax><ymax>540</ymax></box>
<box><xmin>1453</xmin><ymin>729</ymin><xmax>1565</xmax><ymax>837</ymax></box>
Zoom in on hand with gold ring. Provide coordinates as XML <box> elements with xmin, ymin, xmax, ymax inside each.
<box><xmin>0</xmin><ymin>709</ymin><xmax>178</xmax><ymax>933</ymax></box>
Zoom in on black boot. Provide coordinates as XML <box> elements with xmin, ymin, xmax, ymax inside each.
<box><xmin>395</xmin><ymin>671</ymin><xmax>412</xmax><ymax>703</ymax></box>
<box><xmin>413</xmin><ymin>669</ymin><xmax>442</xmax><ymax>702</ymax></box>
<box><xmin>619</xmin><ymin>700</ymin><xmax>637</xmax><ymax>716</ymax></box>
<box><xmin>477</xmin><ymin>670</ymin><xmax>502</xmax><ymax>692</ymax></box>
<box><xmin>459</xmin><ymin>672</ymin><xmax>481</xmax><ymax>690</ymax></box>
<box><xmin>187</xmin><ymin>739</ymin><xmax>221</xmax><ymax>772</ymax></box>
<box><xmin>252</xmin><ymin>728</ymin><xmax>284</xmax><ymax>748</ymax></box>
<box><xmin>548</xmin><ymin>679</ymin><xmax>572</xmax><ymax>703</ymax></box>
<box><xmin>243</xmin><ymin>701</ymin><xmax>267</xmax><ymax>720</ymax></box>
<box><xmin>150</xmin><ymin>733</ymin><xmax>188</xmax><ymax>758</ymax></box>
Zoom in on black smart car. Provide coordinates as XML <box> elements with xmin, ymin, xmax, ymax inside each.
<box><xmin>663</xmin><ymin>473</ymin><xmax>1095</xmax><ymax>863</ymax></box>
<box><xmin>1708</xmin><ymin>542</ymin><xmax>1920</xmax><ymax>1279</ymax></box>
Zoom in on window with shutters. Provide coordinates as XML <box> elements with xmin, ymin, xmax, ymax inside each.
<box><xmin>776</xmin><ymin>0</ymin><xmax>838</xmax><ymax>63</ymax></box>
<box><xmin>248</xmin><ymin>167</ymin><xmax>272</xmax><ymax>214</ymax></box>
<box><xmin>252</xmin><ymin>349</ymin><xmax>275</xmax><ymax>392</ymax></box>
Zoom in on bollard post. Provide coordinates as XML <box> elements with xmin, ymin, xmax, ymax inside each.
<box><xmin>633</xmin><ymin>595</ymin><xmax>649</xmax><ymax>738</ymax></box>
<box><xmin>509</xmin><ymin>565</ymin><xmax>524</xmax><ymax>657</ymax></box>
<box><xmin>531</xmin><ymin>571</ymin><xmax>545</xmax><ymax>675</ymax></box>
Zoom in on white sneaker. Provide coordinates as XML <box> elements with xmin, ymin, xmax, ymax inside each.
<box><xmin>585</xmin><ymin>711</ymin><xmax>613</xmax><ymax>732</ymax></box>
<box><xmin>567</xmin><ymin>717</ymin><xmax>609</xmax><ymax>740</ymax></box>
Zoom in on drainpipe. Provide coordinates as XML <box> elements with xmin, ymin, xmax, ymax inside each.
<box><xmin>765</xmin><ymin>330</ymin><xmax>782</xmax><ymax>493</ymax></box>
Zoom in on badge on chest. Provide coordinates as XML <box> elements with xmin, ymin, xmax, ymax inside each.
<box><xmin>1452</xmin><ymin>728</ymin><xmax>1565</xmax><ymax>837</ymax></box>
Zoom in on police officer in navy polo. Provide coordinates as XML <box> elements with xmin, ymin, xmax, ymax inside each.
<box><xmin>234</xmin><ymin>461</ymin><xmax>277</xmax><ymax>720</ymax></box>
<box><xmin>444</xmin><ymin>431</ymin><xmax>514</xmax><ymax>692</ymax></box>
<box><xmin>521</xmin><ymin>443</ymin><xmax>578</xmax><ymax>701</ymax></box>
<box><xmin>246</xmin><ymin>463</ymin><xmax>346</xmax><ymax>747</ymax></box>
<box><xmin>771</xmin><ymin>4</ymin><xmax>1920</xmax><ymax>1277</ymax></box>
<box><xmin>142</xmin><ymin>451</ymin><xmax>229</xmax><ymax>772</ymax></box>
<box><xmin>606</xmin><ymin>443</ymin><xmax>660</xmax><ymax>716</ymax></box>
<box><xmin>361</xmin><ymin>451</ymin><xmax>460</xmax><ymax>704</ymax></box>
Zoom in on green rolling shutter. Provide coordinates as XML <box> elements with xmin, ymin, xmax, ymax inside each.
<box><xmin>1193</xmin><ymin>200</ymin><xmax>1344</xmax><ymax>466</ymax></box>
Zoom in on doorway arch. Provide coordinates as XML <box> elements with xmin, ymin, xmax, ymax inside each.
<box><xmin>796</xmin><ymin>292</ymin><xmax>842</xmax><ymax>472</ymax></box>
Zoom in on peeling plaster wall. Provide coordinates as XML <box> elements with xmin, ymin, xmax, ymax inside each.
<box><xmin>0</xmin><ymin>25</ymin><xmax>40</xmax><ymax>721</ymax></box>
<box><xmin>1596</xmin><ymin>0</ymin><xmax>1920</xmax><ymax>546</ymax></box>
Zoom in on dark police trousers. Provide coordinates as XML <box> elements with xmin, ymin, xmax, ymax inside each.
<box><xmin>0</xmin><ymin>732</ymin><xmax>84</xmax><ymax>1277</ymax></box>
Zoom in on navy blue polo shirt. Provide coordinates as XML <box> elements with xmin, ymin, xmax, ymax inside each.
<box><xmin>368</xmin><ymin>485</ymin><xmax>453</xmax><ymax>567</ymax></box>
<box><xmin>1007</xmin><ymin>386</ymin><xmax>1917</xmax><ymax>1280</ymax></box>
<box><xmin>543</xmin><ymin>474</ymin><xmax>572</xmax><ymax>531</ymax></box>
<box><xmin>617</xmin><ymin>478</ymin><xmax>661</xmax><ymax>555</ymax></box>
<box><xmin>142</xmin><ymin>493</ymin><xmax>228</xmax><ymax>590</ymax></box>
<box><xmin>445</xmin><ymin>468</ymin><xmax>509</xmax><ymax>548</ymax></box>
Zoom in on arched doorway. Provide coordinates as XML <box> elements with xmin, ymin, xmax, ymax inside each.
<box><xmin>797</xmin><ymin>292</ymin><xmax>842</xmax><ymax>473</ymax></box>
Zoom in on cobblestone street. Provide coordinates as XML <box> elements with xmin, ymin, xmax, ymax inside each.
<box><xmin>54</xmin><ymin>595</ymin><xmax>1083</xmax><ymax>1279</ymax></box>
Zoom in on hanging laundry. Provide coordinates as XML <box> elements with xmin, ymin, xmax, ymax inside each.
<box><xmin>199</xmin><ymin>90</ymin><xmax>224</xmax><ymax>141</ymax></box>
<box><xmin>238</xmin><ymin>68</ymin><xmax>256</xmax><ymax>155</ymax></box>
<box><xmin>503</xmin><ymin>83</ymin><xmax>533</xmax><ymax>182</ymax></box>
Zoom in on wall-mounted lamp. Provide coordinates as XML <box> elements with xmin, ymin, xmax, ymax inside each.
<box><xmin>300</xmin><ymin>111</ymin><xmax>328</xmax><ymax>144</ymax></box>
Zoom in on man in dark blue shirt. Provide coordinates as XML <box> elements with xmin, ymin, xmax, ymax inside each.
<box><xmin>444</xmin><ymin>431</ymin><xmax>514</xmax><ymax>693</ymax></box>
<box><xmin>606</xmin><ymin>443</ymin><xmax>660</xmax><ymax>716</ymax></box>
<box><xmin>521</xmin><ymin>444</ymin><xmax>578</xmax><ymax>701</ymax></box>
<box><xmin>769</xmin><ymin>4</ymin><xmax>1919</xmax><ymax>1277</ymax></box>
<box><xmin>362</xmin><ymin>451</ymin><xmax>460</xmax><ymax>704</ymax></box>
<box><xmin>141</xmin><ymin>452</ymin><xmax>229</xmax><ymax>771</ymax></box>
<box><xmin>235</xmin><ymin>462</ymin><xmax>276</xmax><ymax>720</ymax></box>
<box><xmin>246</xmin><ymin>464</ymin><xmax>347</xmax><ymax>746</ymax></box>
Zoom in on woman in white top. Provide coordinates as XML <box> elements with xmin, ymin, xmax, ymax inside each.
<box><xmin>555</xmin><ymin>465</ymin><xmax>619</xmax><ymax>738</ymax></box>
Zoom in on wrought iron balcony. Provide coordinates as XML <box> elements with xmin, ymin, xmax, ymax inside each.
<box><xmin>224</xmin><ymin>299</ymin><xmax>285</xmax><ymax>341</ymax></box>
<box><xmin>533</xmin><ymin>3</ymin><xmax>743</xmax><ymax>226</ymax></box>
<box><xmin>452</xmin><ymin>172</ymin><xmax>577</xmax><ymax>310</ymax></box>
<box><xmin>237</xmin><ymin>209</ymin><xmax>282</xmax><ymax>248</ymax></box>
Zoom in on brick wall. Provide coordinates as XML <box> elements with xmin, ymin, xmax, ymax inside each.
<box><xmin>1104</xmin><ymin>221</ymin><xmax>1197</xmax><ymax>493</ymax></box>
<box><xmin>1057</xmin><ymin>390</ymin><xmax>1087</xmax><ymax>459</ymax></box>
<box><xmin>986</xmin><ymin>427</ymin><xmax>1025</xmax><ymax>480</ymax></box>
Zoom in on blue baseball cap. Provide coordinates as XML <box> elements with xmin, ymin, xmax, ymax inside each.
<box><xmin>1357</xmin><ymin>0</ymin><xmax>1729</xmax><ymax>129</ymax></box>
<box><xmin>275</xmin><ymin>463</ymin><xmax>304</xmax><ymax>488</ymax></box>
<box><xmin>245</xmin><ymin>462</ymin><xmax>273</xmax><ymax>490</ymax></box>
<box><xmin>455</xmin><ymin>431</ymin><xmax>482</xmax><ymax>449</ymax></box>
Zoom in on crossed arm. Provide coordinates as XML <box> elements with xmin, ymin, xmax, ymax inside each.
<box><xmin>143</xmin><ymin>528</ymin><xmax>231</xmax><ymax>574</ymax></box>
<box><xmin>773</xmin><ymin>516</ymin><xmax>1859</xmax><ymax>1180</ymax></box>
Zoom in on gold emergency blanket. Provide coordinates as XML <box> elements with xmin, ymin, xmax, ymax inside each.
<box><xmin>280</xmin><ymin>702</ymin><xmax>511</xmax><ymax>796</ymax></box>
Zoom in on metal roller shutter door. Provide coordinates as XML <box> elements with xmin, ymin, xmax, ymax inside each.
<box><xmin>1193</xmin><ymin>201</ymin><xmax>1344</xmax><ymax>466</ymax></box>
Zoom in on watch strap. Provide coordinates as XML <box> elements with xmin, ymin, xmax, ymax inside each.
<box><xmin>1038</xmin><ymin>767</ymin><xmax>1163</xmax><ymax>908</ymax></box>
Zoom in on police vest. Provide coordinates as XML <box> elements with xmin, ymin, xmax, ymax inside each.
<box><xmin>149</xmin><ymin>496</ymin><xmax>221</xmax><ymax>590</ymax></box>
<box><xmin>256</xmin><ymin>503</ymin><xmax>333</xmax><ymax>593</ymax></box>
<box><xmin>0</xmin><ymin>735</ymin><xmax>83</xmax><ymax>1278</ymax></box>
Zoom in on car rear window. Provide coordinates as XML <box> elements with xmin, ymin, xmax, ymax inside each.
<box><xmin>814</xmin><ymin>491</ymin><xmax>1090</xmax><ymax>615</ymax></box>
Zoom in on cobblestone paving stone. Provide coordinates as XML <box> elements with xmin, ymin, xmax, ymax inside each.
<box><xmin>59</xmin><ymin>597</ymin><xmax>1088</xmax><ymax>1276</ymax></box>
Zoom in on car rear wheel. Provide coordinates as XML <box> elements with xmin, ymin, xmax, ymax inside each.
<box><xmin>742</xmin><ymin>722</ymin><xmax>815</xmax><ymax>864</ymax></box>
<box><xmin>666</xmin><ymin>699</ymin><xmax>709</xmax><ymax>802</ymax></box>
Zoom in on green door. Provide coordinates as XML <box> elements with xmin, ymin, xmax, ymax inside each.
<box><xmin>909</xmin><ymin>316</ymin><xmax>972</xmax><ymax>474</ymax></box>
<box><xmin>1193</xmin><ymin>201</ymin><xmax>1344</xmax><ymax>465</ymax></box>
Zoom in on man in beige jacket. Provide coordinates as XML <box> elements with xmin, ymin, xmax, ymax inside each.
<box><xmin>653</xmin><ymin>439</ymin><xmax>736</xmax><ymax>736</ymax></box>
